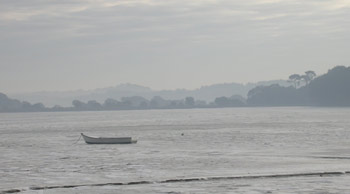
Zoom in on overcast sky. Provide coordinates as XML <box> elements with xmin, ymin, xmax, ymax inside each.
<box><xmin>1</xmin><ymin>0</ymin><xmax>349</xmax><ymax>93</ymax></box>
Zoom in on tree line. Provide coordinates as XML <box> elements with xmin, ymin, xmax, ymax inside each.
<box><xmin>0</xmin><ymin>93</ymin><xmax>246</xmax><ymax>112</ymax></box>
<box><xmin>248</xmin><ymin>66</ymin><xmax>350</xmax><ymax>106</ymax></box>
<box><xmin>1</xmin><ymin>66</ymin><xmax>350</xmax><ymax>112</ymax></box>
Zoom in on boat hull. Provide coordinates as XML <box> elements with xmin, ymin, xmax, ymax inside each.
<box><xmin>81</xmin><ymin>133</ymin><xmax>137</xmax><ymax>144</ymax></box>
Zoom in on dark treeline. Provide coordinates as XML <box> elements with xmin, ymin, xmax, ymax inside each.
<box><xmin>68</xmin><ymin>94</ymin><xmax>247</xmax><ymax>111</ymax></box>
<box><xmin>0</xmin><ymin>93</ymin><xmax>47</xmax><ymax>112</ymax></box>
<box><xmin>247</xmin><ymin>66</ymin><xmax>350</xmax><ymax>106</ymax></box>
<box><xmin>0</xmin><ymin>93</ymin><xmax>246</xmax><ymax>112</ymax></box>
<box><xmin>70</xmin><ymin>96</ymin><xmax>210</xmax><ymax>111</ymax></box>
<box><xmin>1</xmin><ymin>66</ymin><xmax>350</xmax><ymax>112</ymax></box>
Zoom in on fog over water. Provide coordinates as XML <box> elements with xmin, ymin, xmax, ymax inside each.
<box><xmin>2</xmin><ymin>1</ymin><xmax>350</xmax><ymax>193</ymax></box>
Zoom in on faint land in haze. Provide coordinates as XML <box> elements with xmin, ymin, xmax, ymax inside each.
<box><xmin>2</xmin><ymin>66</ymin><xmax>350</xmax><ymax>112</ymax></box>
<box><xmin>247</xmin><ymin>66</ymin><xmax>350</xmax><ymax>106</ymax></box>
<box><xmin>8</xmin><ymin>80</ymin><xmax>290</xmax><ymax>107</ymax></box>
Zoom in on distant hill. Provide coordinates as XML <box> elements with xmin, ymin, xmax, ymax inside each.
<box><xmin>247</xmin><ymin>66</ymin><xmax>350</xmax><ymax>106</ymax></box>
<box><xmin>3</xmin><ymin>66</ymin><xmax>350</xmax><ymax>111</ymax></box>
<box><xmin>307</xmin><ymin>66</ymin><xmax>350</xmax><ymax>106</ymax></box>
<box><xmin>9</xmin><ymin>81</ymin><xmax>291</xmax><ymax>107</ymax></box>
<box><xmin>0</xmin><ymin>93</ymin><xmax>46</xmax><ymax>112</ymax></box>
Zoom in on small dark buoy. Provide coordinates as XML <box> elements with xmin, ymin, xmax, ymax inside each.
<box><xmin>181</xmin><ymin>133</ymin><xmax>184</xmax><ymax>136</ymax></box>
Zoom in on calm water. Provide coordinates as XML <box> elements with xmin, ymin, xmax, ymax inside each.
<box><xmin>1</xmin><ymin>107</ymin><xmax>350</xmax><ymax>193</ymax></box>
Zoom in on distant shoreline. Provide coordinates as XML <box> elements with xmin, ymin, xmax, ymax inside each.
<box><xmin>2</xmin><ymin>66</ymin><xmax>350</xmax><ymax>112</ymax></box>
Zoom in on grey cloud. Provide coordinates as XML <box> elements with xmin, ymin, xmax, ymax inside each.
<box><xmin>1</xmin><ymin>0</ymin><xmax>350</xmax><ymax>92</ymax></box>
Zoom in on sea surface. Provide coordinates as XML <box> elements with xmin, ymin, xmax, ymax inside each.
<box><xmin>1</xmin><ymin>107</ymin><xmax>350</xmax><ymax>193</ymax></box>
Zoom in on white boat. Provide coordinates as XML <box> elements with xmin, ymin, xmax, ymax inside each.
<box><xmin>81</xmin><ymin>133</ymin><xmax>137</xmax><ymax>144</ymax></box>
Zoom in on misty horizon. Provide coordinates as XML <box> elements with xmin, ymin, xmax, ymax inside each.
<box><xmin>2</xmin><ymin>1</ymin><xmax>349</xmax><ymax>94</ymax></box>
<box><xmin>8</xmin><ymin>78</ymin><xmax>291</xmax><ymax>94</ymax></box>
<box><xmin>2</xmin><ymin>1</ymin><xmax>350</xmax><ymax>193</ymax></box>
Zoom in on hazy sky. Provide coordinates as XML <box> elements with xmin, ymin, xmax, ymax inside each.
<box><xmin>1</xmin><ymin>0</ymin><xmax>349</xmax><ymax>93</ymax></box>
